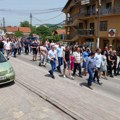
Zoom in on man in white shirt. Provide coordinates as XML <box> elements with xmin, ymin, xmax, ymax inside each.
<box><xmin>48</xmin><ymin>45</ymin><xmax>58</xmax><ymax>79</ymax></box>
<box><xmin>93</xmin><ymin>48</ymin><xmax>102</xmax><ymax>85</ymax></box>
<box><xmin>56</xmin><ymin>43</ymin><xmax>64</xmax><ymax>74</ymax></box>
<box><xmin>73</xmin><ymin>47</ymin><xmax>82</xmax><ymax>77</ymax></box>
<box><xmin>4</xmin><ymin>38</ymin><xmax>12</xmax><ymax>60</ymax></box>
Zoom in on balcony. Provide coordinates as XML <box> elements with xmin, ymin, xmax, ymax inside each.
<box><xmin>64</xmin><ymin>30</ymin><xmax>79</xmax><ymax>41</ymax></box>
<box><xmin>64</xmin><ymin>17</ymin><xmax>73</xmax><ymax>26</ymax></box>
<box><xmin>100</xmin><ymin>8</ymin><xmax>120</xmax><ymax>16</ymax></box>
<box><xmin>78</xmin><ymin>29</ymin><xmax>95</xmax><ymax>36</ymax></box>
<box><xmin>78</xmin><ymin>10</ymin><xmax>96</xmax><ymax>18</ymax></box>
<box><xmin>65</xmin><ymin>29</ymin><xmax>95</xmax><ymax>41</ymax></box>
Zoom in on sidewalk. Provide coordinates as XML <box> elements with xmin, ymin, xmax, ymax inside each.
<box><xmin>10</xmin><ymin>57</ymin><xmax>120</xmax><ymax>120</ymax></box>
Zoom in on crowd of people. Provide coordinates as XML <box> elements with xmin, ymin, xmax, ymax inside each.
<box><xmin>0</xmin><ymin>36</ymin><xmax>120</xmax><ymax>89</ymax></box>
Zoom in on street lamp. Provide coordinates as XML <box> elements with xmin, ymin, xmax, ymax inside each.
<box><xmin>96</xmin><ymin>0</ymin><xmax>101</xmax><ymax>49</ymax></box>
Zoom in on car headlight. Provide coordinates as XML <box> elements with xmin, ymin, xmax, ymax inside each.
<box><xmin>8</xmin><ymin>67</ymin><xmax>14</xmax><ymax>73</ymax></box>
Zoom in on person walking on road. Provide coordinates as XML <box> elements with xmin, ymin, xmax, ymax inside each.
<box><xmin>63</xmin><ymin>46</ymin><xmax>74</xmax><ymax>79</ymax></box>
<box><xmin>24</xmin><ymin>39</ymin><xmax>29</xmax><ymax>55</ymax></box>
<box><xmin>86</xmin><ymin>52</ymin><xmax>96</xmax><ymax>89</ymax></box>
<box><xmin>4</xmin><ymin>38</ymin><xmax>12</xmax><ymax>60</ymax></box>
<box><xmin>112</xmin><ymin>50</ymin><xmax>117</xmax><ymax>76</ymax></box>
<box><xmin>0</xmin><ymin>39</ymin><xmax>4</xmax><ymax>54</ymax></box>
<box><xmin>73</xmin><ymin>47</ymin><xmax>82</xmax><ymax>78</ymax></box>
<box><xmin>107</xmin><ymin>50</ymin><xmax>115</xmax><ymax>77</ymax></box>
<box><xmin>93</xmin><ymin>48</ymin><xmax>102</xmax><ymax>85</ymax></box>
<box><xmin>101</xmin><ymin>51</ymin><xmax>108</xmax><ymax>79</ymax></box>
<box><xmin>31</xmin><ymin>40</ymin><xmax>39</xmax><ymax>61</ymax></box>
<box><xmin>56</xmin><ymin>43</ymin><xmax>64</xmax><ymax>74</ymax></box>
<box><xmin>48</xmin><ymin>45</ymin><xmax>58</xmax><ymax>79</ymax></box>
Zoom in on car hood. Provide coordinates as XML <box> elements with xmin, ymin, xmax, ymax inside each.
<box><xmin>0</xmin><ymin>61</ymin><xmax>12</xmax><ymax>72</ymax></box>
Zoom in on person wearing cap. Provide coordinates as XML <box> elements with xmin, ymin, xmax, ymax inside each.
<box><xmin>48</xmin><ymin>45</ymin><xmax>58</xmax><ymax>79</ymax></box>
<box><xmin>86</xmin><ymin>52</ymin><xmax>96</xmax><ymax>89</ymax></box>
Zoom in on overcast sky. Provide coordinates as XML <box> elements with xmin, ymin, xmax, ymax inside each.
<box><xmin>0</xmin><ymin>0</ymin><xmax>68</xmax><ymax>26</ymax></box>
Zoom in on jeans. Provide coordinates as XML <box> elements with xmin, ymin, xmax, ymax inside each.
<box><xmin>108</xmin><ymin>63</ymin><xmax>113</xmax><ymax>76</ymax></box>
<box><xmin>18</xmin><ymin>47</ymin><xmax>21</xmax><ymax>55</ymax></box>
<box><xmin>88</xmin><ymin>68</ymin><xmax>95</xmax><ymax>86</ymax></box>
<box><xmin>13</xmin><ymin>48</ymin><xmax>17</xmax><ymax>57</ymax></box>
<box><xmin>73</xmin><ymin>63</ymin><xmax>82</xmax><ymax>76</ymax></box>
<box><xmin>25</xmin><ymin>47</ymin><xmax>29</xmax><ymax>55</ymax></box>
<box><xmin>50</xmin><ymin>60</ymin><xmax>56</xmax><ymax>76</ymax></box>
<box><xmin>57</xmin><ymin>57</ymin><xmax>63</xmax><ymax>73</ymax></box>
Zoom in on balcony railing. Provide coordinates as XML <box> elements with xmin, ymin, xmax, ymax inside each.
<box><xmin>65</xmin><ymin>30</ymin><xmax>78</xmax><ymax>40</ymax></box>
<box><xmin>65</xmin><ymin>17</ymin><xmax>73</xmax><ymax>25</ymax></box>
<box><xmin>77</xmin><ymin>7</ymin><xmax>120</xmax><ymax>18</ymax></box>
<box><xmin>78</xmin><ymin>11</ymin><xmax>96</xmax><ymax>18</ymax></box>
<box><xmin>78</xmin><ymin>29</ymin><xmax>95</xmax><ymax>36</ymax></box>
<box><xmin>65</xmin><ymin>29</ymin><xmax>95</xmax><ymax>40</ymax></box>
<box><xmin>114</xmin><ymin>7</ymin><xmax>120</xmax><ymax>14</ymax></box>
<box><xmin>100</xmin><ymin>8</ymin><xmax>112</xmax><ymax>15</ymax></box>
<box><xmin>100</xmin><ymin>8</ymin><xmax>120</xmax><ymax>15</ymax></box>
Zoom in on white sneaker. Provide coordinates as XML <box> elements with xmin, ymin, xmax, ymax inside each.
<box><xmin>63</xmin><ymin>75</ymin><xmax>66</xmax><ymax>78</ymax></box>
<box><xmin>70</xmin><ymin>76</ymin><xmax>74</xmax><ymax>80</ymax></box>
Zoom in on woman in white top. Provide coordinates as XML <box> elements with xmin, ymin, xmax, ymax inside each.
<box><xmin>101</xmin><ymin>51</ymin><xmax>107</xmax><ymax>79</ymax></box>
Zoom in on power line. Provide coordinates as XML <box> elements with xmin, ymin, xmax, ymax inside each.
<box><xmin>0</xmin><ymin>7</ymin><xmax>63</xmax><ymax>15</ymax></box>
<box><xmin>42</xmin><ymin>13</ymin><xmax>63</xmax><ymax>21</ymax></box>
<box><xmin>33</xmin><ymin>13</ymin><xmax>63</xmax><ymax>23</ymax></box>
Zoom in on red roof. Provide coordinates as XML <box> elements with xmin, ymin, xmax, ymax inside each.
<box><xmin>6</xmin><ymin>26</ymin><xmax>31</xmax><ymax>33</ymax></box>
<box><xmin>6</xmin><ymin>27</ymin><xmax>18</xmax><ymax>32</ymax></box>
<box><xmin>56</xmin><ymin>29</ymin><xmax>66</xmax><ymax>35</ymax></box>
<box><xmin>19</xmin><ymin>27</ymin><xmax>31</xmax><ymax>33</ymax></box>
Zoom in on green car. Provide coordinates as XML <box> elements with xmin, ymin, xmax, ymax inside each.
<box><xmin>0</xmin><ymin>52</ymin><xmax>15</xmax><ymax>85</ymax></box>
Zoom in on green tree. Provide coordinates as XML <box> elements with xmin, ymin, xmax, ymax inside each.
<box><xmin>14</xmin><ymin>31</ymin><xmax>24</xmax><ymax>37</ymax></box>
<box><xmin>36</xmin><ymin>26</ymin><xmax>51</xmax><ymax>36</ymax></box>
<box><xmin>20</xmin><ymin>21</ymin><xmax>31</xmax><ymax>27</ymax></box>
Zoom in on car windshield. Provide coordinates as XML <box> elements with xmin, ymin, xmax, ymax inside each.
<box><xmin>0</xmin><ymin>52</ymin><xmax>7</xmax><ymax>63</ymax></box>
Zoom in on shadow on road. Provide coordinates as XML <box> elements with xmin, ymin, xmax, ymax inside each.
<box><xmin>45</xmin><ymin>74</ymin><xmax>51</xmax><ymax>78</ymax></box>
<box><xmin>0</xmin><ymin>81</ymin><xmax>15</xmax><ymax>89</ymax></box>
<box><xmin>80</xmin><ymin>82</ymin><xmax>88</xmax><ymax>87</ymax></box>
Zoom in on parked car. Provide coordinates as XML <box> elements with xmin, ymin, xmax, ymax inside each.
<box><xmin>0</xmin><ymin>52</ymin><xmax>15</xmax><ymax>85</ymax></box>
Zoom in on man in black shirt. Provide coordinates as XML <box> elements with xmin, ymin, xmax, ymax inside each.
<box><xmin>63</xmin><ymin>46</ymin><xmax>74</xmax><ymax>79</ymax></box>
<box><xmin>0</xmin><ymin>40</ymin><xmax>4</xmax><ymax>54</ymax></box>
<box><xmin>107</xmin><ymin>50</ymin><xmax>115</xmax><ymax>77</ymax></box>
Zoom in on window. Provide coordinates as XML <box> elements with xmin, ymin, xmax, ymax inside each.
<box><xmin>90</xmin><ymin>23</ymin><xmax>94</xmax><ymax>29</ymax></box>
<box><xmin>106</xmin><ymin>2</ymin><xmax>112</xmax><ymax>9</ymax></box>
<box><xmin>100</xmin><ymin>21</ymin><xmax>108</xmax><ymax>31</ymax></box>
<box><xmin>79</xmin><ymin>23</ymin><xmax>83</xmax><ymax>29</ymax></box>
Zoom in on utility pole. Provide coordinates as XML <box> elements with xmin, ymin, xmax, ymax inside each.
<box><xmin>3</xmin><ymin>17</ymin><xmax>6</xmax><ymax>32</ymax></box>
<box><xmin>30</xmin><ymin>13</ymin><xmax>32</xmax><ymax>28</ymax></box>
<box><xmin>96</xmin><ymin>0</ymin><xmax>101</xmax><ymax>49</ymax></box>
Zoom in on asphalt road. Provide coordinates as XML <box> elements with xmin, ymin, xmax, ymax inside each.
<box><xmin>7</xmin><ymin>54</ymin><xmax>120</xmax><ymax>120</ymax></box>
<box><xmin>17</xmin><ymin>54</ymin><xmax>120</xmax><ymax>101</ymax></box>
<box><xmin>0</xmin><ymin>82</ymin><xmax>73</xmax><ymax>120</ymax></box>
